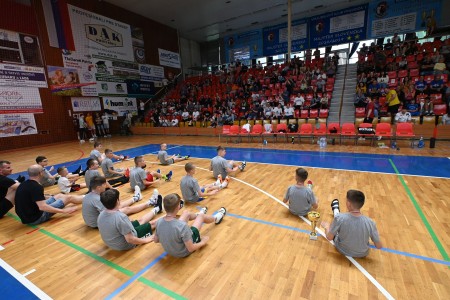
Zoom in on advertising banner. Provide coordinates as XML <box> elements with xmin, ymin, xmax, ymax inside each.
<box><xmin>263</xmin><ymin>19</ymin><xmax>308</xmax><ymax>56</ymax></box>
<box><xmin>62</xmin><ymin>50</ymin><xmax>97</xmax><ymax>96</ymax></box>
<box><xmin>224</xmin><ymin>29</ymin><xmax>263</xmax><ymax>63</ymax></box>
<box><xmin>367</xmin><ymin>0</ymin><xmax>442</xmax><ymax>38</ymax></box>
<box><xmin>71</xmin><ymin>97</ymin><xmax>101</xmax><ymax>112</ymax></box>
<box><xmin>102</xmin><ymin>96</ymin><xmax>137</xmax><ymax>117</ymax></box>
<box><xmin>0</xmin><ymin>28</ymin><xmax>47</xmax><ymax>87</ymax></box>
<box><xmin>0</xmin><ymin>113</ymin><xmax>37</xmax><ymax>138</ymax></box>
<box><xmin>48</xmin><ymin>65</ymin><xmax>96</xmax><ymax>96</ymax></box>
<box><xmin>158</xmin><ymin>49</ymin><xmax>181</xmax><ymax>69</ymax></box>
<box><xmin>131</xmin><ymin>26</ymin><xmax>145</xmax><ymax>63</ymax></box>
<box><xmin>139</xmin><ymin>64</ymin><xmax>164</xmax><ymax>82</ymax></box>
<box><xmin>0</xmin><ymin>86</ymin><xmax>43</xmax><ymax>114</ymax></box>
<box><xmin>309</xmin><ymin>5</ymin><xmax>368</xmax><ymax>48</ymax></box>
<box><xmin>68</xmin><ymin>4</ymin><xmax>134</xmax><ymax>62</ymax></box>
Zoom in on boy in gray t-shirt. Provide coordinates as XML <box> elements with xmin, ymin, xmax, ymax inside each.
<box><xmin>157</xmin><ymin>143</ymin><xmax>189</xmax><ymax>165</ymax></box>
<box><xmin>130</xmin><ymin>156</ymin><xmax>172</xmax><ymax>191</ymax></box>
<box><xmin>283</xmin><ymin>168</ymin><xmax>318</xmax><ymax>216</ymax></box>
<box><xmin>97</xmin><ymin>189</ymin><xmax>161</xmax><ymax>251</ymax></box>
<box><xmin>154</xmin><ymin>193</ymin><xmax>226</xmax><ymax>257</ymax></box>
<box><xmin>101</xmin><ymin>149</ymin><xmax>128</xmax><ymax>179</ymax></box>
<box><xmin>180</xmin><ymin>163</ymin><xmax>229</xmax><ymax>203</ymax></box>
<box><xmin>209</xmin><ymin>146</ymin><xmax>246</xmax><ymax>179</ymax></box>
<box><xmin>322</xmin><ymin>190</ymin><xmax>383</xmax><ymax>258</ymax></box>
<box><xmin>82</xmin><ymin>176</ymin><xmax>158</xmax><ymax>228</ymax></box>
<box><xmin>90</xmin><ymin>142</ymin><xmax>127</xmax><ymax>164</ymax></box>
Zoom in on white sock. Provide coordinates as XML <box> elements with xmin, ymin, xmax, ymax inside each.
<box><xmin>220</xmin><ymin>180</ymin><xmax>228</xmax><ymax>189</ymax></box>
<box><xmin>333</xmin><ymin>209</ymin><xmax>340</xmax><ymax>217</ymax></box>
<box><xmin>152</xmin><ymin>207</ymin><xmax>160</xmax><ymax>214</ymax></box>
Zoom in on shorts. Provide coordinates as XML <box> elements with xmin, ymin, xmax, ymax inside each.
<box><xmin>388</xmin><ymin>104</ymin><xmax>400</xmax><ymax>114</ymax></box>
<box><xmin>163</xmin><ymin>158</ymin><xmax>174</xmax><ymax>165</ymax></box>
<box><xmin>131</xmin><ymin>220</ymin><xmax>153</xmax><ymax>238</ymax></box>
<box><xmin>28</xmin><ymin>197</ymin><xmax>65</xmax><ymax>225</ymax></box>
<box><xmin>191</xmin><ymin>226</ymin><xmax>201</xmax><ymax>243</ymax></box>
<box><xmin>146</xmin><ymin>173</ymin><xmax>154</xmax><ymax>182</ymax></box>
<box><xmin>0</xmin><ymin>198</ymin><xmax>14</xmax><ymax>218</ymax></box>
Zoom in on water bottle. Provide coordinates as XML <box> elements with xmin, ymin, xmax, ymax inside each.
<box><xmin>319</xmin><ymin>137</ymin><xmax>327</xmax><ymax>148</ymax></box>
<box><xmin>263</xmin><ymin>139</ymin><xmax>268</xmax><ymax>146</ymax></box>
<box><xmin>418</xmin><ymin>136</ymin><xmax>424</xmax><ymax>148</ymax></box>
<box><xmin>307</xmin><ymin>180</ymin><xmax>313</xmax><ymax>189</ymax></box>
<box><xmin>391</xmin><ymin>141</ymin><xmax>397</xmax><ymax>149</ymax></box>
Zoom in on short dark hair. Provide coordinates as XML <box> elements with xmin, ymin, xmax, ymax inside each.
<box><xmin>94</xmin><ymin>141</ymin><xmax>102</xmax><ymax>148</ymax></box>
<box><xmin>217</xmin><ymin>146</ymin><xmax>225</xmax><ymax>152</ymax></box>
<box><xmin>100</xmin><ymin>189</ymin><xmax>120</xmax><ymax>209</ymax></box>
<box><xmin>0</xmin><ymin>160</ymin><xmax>11</xmax><ymax>167</ymax></box>
<box><xmin>36</xmin><ymin>156</ymin><xmax>47</xmax><ymax>163</ymax></box>
<box><xmin>295</xmin><ymin>167</ymin><xmax>308</xmax><ymax>182</ymax></box>
<box><xmin>163</xmin><ymin>193</ymin><xmax>181</xmax><ymax>213</ymax></box>
<box><xmin>185</xmin><ymin>162</ymin><xmax>195</xmax><ymax>172</ymax></box>
<box><xmin>105</xmin><ymin>149</ymin><xmax>112</xmax><ymax>155</ymax></box>
<box><xmin>90</xmin><ymin>176</ymin><xmax>106</xmax><ymax>190</ymax></box>
<box><xmin>346</xmin><ymin>190</ymin><xmax>365</xmax><ymax>209</ymax></box>
<box><xmin>134</xmin><ymin>155</ymin><xmax>144</xmax><ymax>165</ymax></box>
<box><xmin>87</xmin><ymin>158</ymin><xmax>98</xmax><ymax>168</ymax></box>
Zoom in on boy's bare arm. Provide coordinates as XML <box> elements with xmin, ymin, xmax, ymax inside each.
<box><xmin>185</xmin><ymin>236</ymin><xmax>209</xmax><ymax>253</ymax></box>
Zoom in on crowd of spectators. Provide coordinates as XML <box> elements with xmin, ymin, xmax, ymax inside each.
<box><xmin>354</xmin><ymin>35</ymin><xmax>450</xmax><ymax>123</ymax></box>
<box><xmin>144</xmin><ymin>51</ymin><xmax>340</xmax><ymax>127</ymax></box>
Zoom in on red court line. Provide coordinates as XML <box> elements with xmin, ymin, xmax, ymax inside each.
<box><xmin>64</xmin><ymin>149</ymin><xmax>85</xmax><ymax>168</ymax></box>
<box><xmin>26</xmin><ymin>228</ymin><xmax>39</xmax><ymax>235</ymax></box>
<box><xmin>2</xmin><ymin>240</ymin><xmax>14</xmax><ymax>246</ymax></box>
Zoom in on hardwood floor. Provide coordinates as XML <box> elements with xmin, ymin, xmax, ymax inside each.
<box><xmin>1</xmin><ymin>135</ymin><xmax>449</xmax><ymax>299</ymax></box>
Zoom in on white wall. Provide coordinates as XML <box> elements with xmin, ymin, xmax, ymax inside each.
<box><xmin>180</xmin><ymin>37</ymin><xmax>202</xmax><ymax>76</ymax></box>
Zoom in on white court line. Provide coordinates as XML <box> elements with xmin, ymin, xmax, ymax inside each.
<box><xmin>194</xmin><ymin>165</ymin><xmax>395</xmax><ymax>300</ymax></box>
<box><xmin>0</xmin><ymin>259</ymin><xmax>52</xmax><ymax>300</ymax></box>
<box><xmin>0</xmin><ymin>245</ymin><xmax>4</xmax><ymax>251</ymax></box>
<box><xmin>22</xmin><ymin>269</ymin><xmax>36</xmax><ymax>277</ymax></box>
<box><xmin>142</xmin><ymin>145</ymin><xmax>182</xmax><ymax>157</ymax></box>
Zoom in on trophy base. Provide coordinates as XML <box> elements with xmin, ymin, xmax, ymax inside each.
<box><xmin>309</xmin><ymin>233</ymin><xmax>318</xmax><ymax>240</ymax></box>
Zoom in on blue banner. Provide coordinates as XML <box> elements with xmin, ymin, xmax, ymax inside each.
<box><xmin>223</xmin><ymin>29</ymin><xmax>263</xmax><ymax>63</ymax></box>
<box><xmin>309</xmin><ymin>5</ymin><xmax>368</xmax><ymax>49</ymax></box>
<box><xmin>262</xmin><ymin>19</ymin><xmax>308</xmax><ymax>57</ymax></box>
<box><xmin>367</xmin><ymin>0</ymin><xmax>442</xmax><ymax>38</ymax></box>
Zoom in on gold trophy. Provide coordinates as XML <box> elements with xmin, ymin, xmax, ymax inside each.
<box><xmin>307</xmin><ymin>211</ymin><xmax>320</xmax><ymax>240</ymax></box>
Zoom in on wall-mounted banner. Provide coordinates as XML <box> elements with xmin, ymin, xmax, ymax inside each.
<box><xmin>62</xmin><ymin>49</ymin><xmax>97</xmax><ymax>96</ymax></box>
<box><xmin>139</xmin><ymin>64</ymin><xmax>164</xmax><ymax>82</ymax></box>
<box><xmin>0</xmin><ymin>113</ymin><xmax>37</xmax><ymax>138</ymax></box>
<box><xmin>71</xmin><ymin>97</ymin><xmax>101</xmax><ymax>112</ymax></box>
<box><xmin>126</xmin><ymin>79</ymin><xmax>155</xmax><ymax>97</ymax></box>
<box><xmin>48</xmin><ymin>65</ymin><xmax>96</xmax><ymax>96</ymax></box>
<box><xmin>224</xmin><ymin>29</ymin><xmax>264</xmax><ymax>63</ymax></box>
<box><xmin>131</xmin><ymin>26</ymin><xmax>145</xmax><ymax>64</ymax></box>
<box><xmin>263</xmin><ymin>19</ymin><xmax>308</xmax><ymax>57</ymax></box>
<box><xmin>309</xmin><ymin>4</ymin><xmax>368</xmax><ymax>49</ymax></box>
<box><xmin>0</xmin><ymin>28</ymin><xmax>47</xmax><ymax>87</ymax></box>
<box><xmin>68</xmin><ymin>5</ymin><xmax>134</xmax><ymax>62</ymax></box>
<box><xmin>0</xmin><ymin>87</ymin><xmax>43</xmax><ymax>114</ymax></box>
<box><xmin>158</xmin><ymin>48</ymin><xmax>181</xmax><ymax>69</ymax></box>
<box><xmin>102</xmin><ymin>96</ymin><xmax>137</xmax><ymax>117</ymax></box>
<box><xmin>367</xmin><ymin>0</ymin><xmax>442</xmax><ymax>38</ymax></box>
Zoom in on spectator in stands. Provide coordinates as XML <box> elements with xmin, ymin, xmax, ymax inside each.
<box><xmin>299</xmin><ymin>79</ymin><xmax>308</xmax><ymax>94</ymax></box>
<box><xmin>356</xmin><ymin>82</ymin><xmax>367</xmax><ymax>95</ymax></box>
<box><xmin>368</xmin><ymin>79</ymin><xmax>380</xmax><ymax>98</ymax></box>
<box><xmin>316</xmin><ymin>77</ymin><xmax>326</xmax><ymax>93</ymax></box>
<box><xmin>357</xmin><ymin>72</ymin><xmax>368</xmax><ymax>85</ymax></box>
<box><xmin>429</xmin><ymin>75</ymin><xmax>445</xmax><ymax>96</ymax></box>
<box><xmin>364</xmin><ymin>97</ymin><xmax>375</xmax><ymax>123</ymax></box>
<box><xmin>273</xmin><ymin>104</ymin><xmax>283</xmax><ymax>121</ymax></box>
<box><xmin>284</xmin><ymin>103</ymin><xmax>294</xmax><ymax>120</ymax></box>
<box><xmin>421</xmin><ymin>56</ymin><xmax>435</xmax><ymax>75</ymax></box>
<box><xmin>378</xmin><ymin>72</ymin><xmax>389</xmax><ymax>88</ymax></box>
<box><xmin>171</xmin><ymin>118</ymin><xmax>179</xmax><ymax>127</ymax></box>
<box><xmin>314</xmin><ymin>48</ymin><xmax>320</xmax><ymax>60</ymax></box>
<box><xmin>354</xmin><ymin>90</ymin><xmax>367</xmax><ymax>108</ymax></box>
<box><xmin>398</xmin><ymin>56</ymin><xmax>407</xmax><ymax>70</ymax></box>
<box><xmin>395</xmin><ymin>108</ymin><xmax>412</xmax><ymax>123</ymax></box>
<box><xmin>310</xmin><ymin>93</ymin><xmax>321</xmax><ymax>109</ymax></box>
<box><xmin>422</xmin><ymin>96</ymin><xmax>434</xmax><ymax>115</ymax></box>
<box><xmin>384</xmin><ymin>38</ymin><xmax>393</xmax><ymax>51</ymax></box>
<box><xmin>434</xmin><ymin>57</ymin><xmax>448</xmax><ymax>75</ymax></box>
<box><xmin>320</xmin><ymin>94</ymin><xmax>329</xmax><ymax>109</ymax></box>
<box><xmin>415</xmin><ymin>76</ymin><xmax>428</xmax><ymax>94</ymax></box>
<box><xmin>442</xmin><ymin>112</ymin><xmax>450</xmax><ymax>125</ymax></box>
<box><xmin>326</xmin><ymin>63</ymin><xmax>336</xmax><ymax>78</ymax></box>
<box><xmin>392</xmin><ymin>33</ymin><xmax>401</xmax><ymax>47</ymax></box>
<box><xmin>406</xmin><ymin>99</ymin><xmax>420</xmax><ymax>117</ymax></box>
<box><xmin>386</xmin><ymin>88</ymin><xmax>401</xmax><ymax>123</ymax></box>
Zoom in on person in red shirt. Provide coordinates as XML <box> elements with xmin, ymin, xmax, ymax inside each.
<box><xmin>364</xmin><ymin>97</ymin><xmax>375</xmax><ymax>124</ymax></box>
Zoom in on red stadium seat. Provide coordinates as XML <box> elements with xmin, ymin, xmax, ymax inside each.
<box><xmin>319</xmin><ymin>109</ymin><xmax>329</xmax><ymax>118</ymax></box>
<box><xmin>431</xmin><ymin>94</ymin><xmax>442</xmax><ymax>104</ymax></box>
<box><xmin>409</xmin><ymin>69</ymin><xmax>419</xmax><ymax>77</ymax></box>
<box><xmin>340</xmin><ymin>123</ymin><xmax>357</xmax><ymax>145</ymax></box>
<box><xmin>374</xmin><ymin>123</ymin><xmax>392</xmax><ymax>146</ymax></box>
<box><xmin>398</xmin><ymin>70</ymin><xmax>408</xmax><ymax>78</ymax></box>
<box><xmin>434</xmin><ymin>104</ymin><xmax>447</xmax><ymax>115</ymax></box>
<box><xmin>309</xmin><ymin>109</ymin><xmax>319</xmax><ymax>118</ymax></box>
<box><xmin>300</xmin><ymin>109</ymin><xmax>309</xmax><ymax>118</ymax></box>
<box><xmin>298</xmin><ymin>123</ymin><xmax>314</xmax><ymax>143</ymax></box>
<box><xmin>395</xmin><ymin>123</ymin><xmax>415</xmax><ymax>147</ymax></box>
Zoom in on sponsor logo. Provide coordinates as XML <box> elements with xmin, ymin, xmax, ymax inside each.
<box><xmin>85</xmin><ymin>24</ymin><xmax>123</xmax><ymax>48</ymax></box>
<box><xmin>0</xmin><ymin>90</ymin><xmax>23</xmax><ymax>103</ymax></box>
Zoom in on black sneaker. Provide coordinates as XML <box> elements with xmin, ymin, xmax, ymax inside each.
<box><xmin>165</xmin><ymin>170</ymin><xmax>173</xmax><ymax>181</ymax></box>
<box><xmin>331</xmin><ymin>199</ymin><xmax>340</xmax><ymax>213</ymax></box>
<box><xmin>239</xmin><ymin>161</ymin><xmax>247</xmax><ymax>171</ymax></box>
<box><xmin>156</xmin><ymin>195</ymin><xmax>163</xmax><ymax>214</ymax></box>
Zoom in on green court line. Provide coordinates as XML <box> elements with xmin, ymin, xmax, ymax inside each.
<box><xmin>388</xmin><ymin>159</ymin><xmax>450</xmax><ymax>265</ymax></box>
<box><xmin>138</xmin><ymin>278</ymin><xmax>188</xmax><ymax>300</ymax></box>
<box><xmin>6</xmin><ymin>213</ymin><xmax>185</xmax><ymax>298</ymax></box>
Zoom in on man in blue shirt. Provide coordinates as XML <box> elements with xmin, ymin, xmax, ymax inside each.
<box><xmin>415</xmin><ymin>76</ymin><xmax>428</xmax><ymax>94</ymax></box>
<box><xmin>406</xmin><ymin>99</ymin><xmax>420</xmax><ymax>116</ymax></box>
<box><xmin>429</xmin><ymin>75</ymin><xmax>444</xmax><ymax>96</ymax></box>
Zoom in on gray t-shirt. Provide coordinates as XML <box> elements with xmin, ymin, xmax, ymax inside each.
<box><xmin>130</xmin><ymin>167</ymin><xmax>146</xmax><ymax>190</ymax></box>
<box><xmin>40</xmin><ymin>169</ymin><xmax>55</xmax><ymax>187</ymax></box>
<box><xmin>97</xmin><ymin>210</ymin><xmax>136</xmax><ymax>251</ymax></box>
<box><xmin>180</xmin><ymin>175</ymin><xmax>200</xmax><ymax>203</ymax></box>
<box><xmin>101</xmin><ymin>158</ymin><xmax>115</xmax><ymax>178</ymax></box>
<box><xmin>90</xmin><ymin>149</ymin><xmax>102</xmax><ymax>160</ymax></box>
<box><xmin>155</xmin><ymin>217</ymin><xmax>192</xmax><ymax>257</ymax></box>
<box><xmin>329</xmin><ymin>213</ymin><xmax>380</xmax><ymax>258</ymax></box>
<box><xmin>284</xmin><ymin>185</ymin><xmax>317</xmax><ymax>216</ymax></box>
<box><xmin>210</xmin><ymin>155</ymin><xmax>231</xmax><ymax>179</ymax></box>
<box><xmin>84</xmin><ymin>169</ymin><xmax>101</xmax><ymax>190</ymax></box>
<box><xmin>82</xmin><ymin>192</ymin><xmax>104</xmax><ymax>228</ymax></box>
<box><xmin>157</xmin><ymin>151</ymin><xmax>170</xmax><ymax>165</ymax></box>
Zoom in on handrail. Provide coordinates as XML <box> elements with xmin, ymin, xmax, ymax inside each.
<box><xmin>337</xmin><ymin>51</ymin><xmax>350</xmax><ymax>125</ymax></box>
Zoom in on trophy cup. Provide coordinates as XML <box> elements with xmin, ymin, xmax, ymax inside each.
<box><xmin>307</xmin><ymin>211</ymin><xmax>320</xmax><ymax>240</ymax></box>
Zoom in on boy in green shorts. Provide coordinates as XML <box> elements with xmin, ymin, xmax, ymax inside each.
<box><xmin>97</xmin><ymin>189</ymin><xmax>162</xmax><ymax>251</ymax></box>
<box><xmin>154</xmin><ymin>193</ymin><xmax>226</xmax><ymax>257</ymax></box>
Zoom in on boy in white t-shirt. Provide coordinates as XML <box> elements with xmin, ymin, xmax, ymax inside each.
<box><xmin>57</xmin><ymin>167</ymin><xmax>86</xmax><ymax>194</ymax></box>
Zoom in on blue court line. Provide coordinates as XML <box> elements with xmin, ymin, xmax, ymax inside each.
<box><xmin>227</xmin><ymin>212</ymin><xmax>450</xmax><ymax>267</ymax></box>
<box><xmin>105</xmin><ymin>252</ymin><xmax>168</xmax><ymax>300</ymax></box>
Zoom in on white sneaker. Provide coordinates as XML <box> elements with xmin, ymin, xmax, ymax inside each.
<box><xmin>198</xmin><ymin>207</ymin><xmax>208</xmax><ymax>214</ymax></box>
<box><xmin>147</xmin><ymin>189</ymin><xmax>159</xmax><ymax>206</ymax></box>
<box><xmin>133</xmin><ymin>186</ymin><xmax>142</xmax><ymax>202</ymax></box>
<box><xmin>220</xmin><ymin>176</ymin><xmax>230</xmax><ymax>189</ymax></box>
<box><xmin>214</xmin><ymin>207</ymin><xmax>227</xmax><ymax>224</ymax></box>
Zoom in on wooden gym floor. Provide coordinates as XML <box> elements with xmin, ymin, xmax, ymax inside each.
<box><xmin>0</xmin><ymin>135</ymin><xmax>449</xmax><ymax>299</ymax></box>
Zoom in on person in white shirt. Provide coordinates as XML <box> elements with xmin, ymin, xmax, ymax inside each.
<box><xmin>264</xmin><ymin>106</ymin><xmax>273</xmax><ymax>119</ymax></box>
<box><xmin>284</xmin><ymin>103</ymin><xmax>294</xmax><ymax>120</ymax></box>
<box><xmin>441</xmin><ymin>112</ymin><xmax>450</xmax><ymax>125</ymax></box>
<box><xmin>192</xmin><ymin>110</ymin><xmax>200</xmax><ymax>121</ymax></box>
<box><xmin>395</xmin><ymin>108</ymin><xmax>412</xmax><ymax>123</ymax></box>
<box><xmin>294</xmin><ymin>93</ymin><xmax>305</xmax><ymax>110</ymax></box>
<box><xmin>171</xmin><ymin>118</ymin><xmax>179</xmax><ymax>127</ymax></box>
<box><xmin>57</xmin><ymin>167</ymin><xmax>86</xmax><ymax>194</ymax></box>
<box><xmin>272</xmin><ymin>104</ymin><xmax>283</xmax><ymax>121</ymax></box>
<box><xmin>181</xmin><ymin>110</ymin><xmax>190</xmax><ymax>121</ymax></box>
